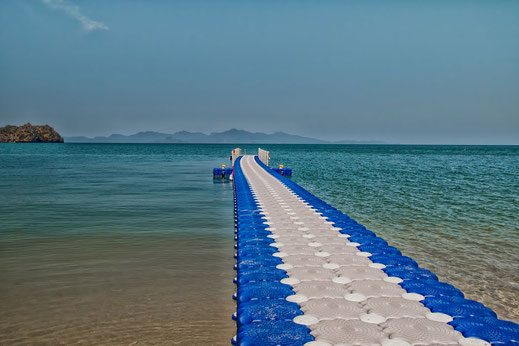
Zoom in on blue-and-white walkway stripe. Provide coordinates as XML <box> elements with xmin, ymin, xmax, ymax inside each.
<box><xmin>232</xmin><ymin>155</ymin><xmax>518</xmax><ymax>346</ymax></box>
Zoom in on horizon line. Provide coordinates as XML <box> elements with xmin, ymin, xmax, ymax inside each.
<box><xmin>60</xmin><ymin>141</ymin><xmax>519</xmax><ymax>146</ymax></box>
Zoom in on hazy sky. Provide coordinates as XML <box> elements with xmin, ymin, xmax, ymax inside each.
<box><xmin>1</xmin><ymin>0</ymin><xmax>518</xmax><ymax>144</ymax></box>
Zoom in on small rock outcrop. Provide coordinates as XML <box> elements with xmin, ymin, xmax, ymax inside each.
<box><xmin>0</xmin><ymin>123</ymin><xmax>64</xmax><ymax>143</ymax></box>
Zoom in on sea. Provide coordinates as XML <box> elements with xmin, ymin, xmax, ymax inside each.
<box><xmin>0</xmin><ymin>143</ymin><xmax>518</xmax><ymax>345</ymax></box>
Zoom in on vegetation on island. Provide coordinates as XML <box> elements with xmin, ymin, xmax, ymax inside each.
<box><xmin>0</xmin><ymin>123</ymin><xmax>64</xmax><ymax>143</ymax></box>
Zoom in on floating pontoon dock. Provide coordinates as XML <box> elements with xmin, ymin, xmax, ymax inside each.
<box><xmin>231</xmin><ymin>151</ymin><xmax>519</xmax><ymax>346</ymax></box>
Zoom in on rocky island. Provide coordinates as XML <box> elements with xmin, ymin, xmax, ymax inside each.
<box><xmin>0</xmin><ymin>123</ymin><xmax>64</xmax><ymax>143</ymax></box>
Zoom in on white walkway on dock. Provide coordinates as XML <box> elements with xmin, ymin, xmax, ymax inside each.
<box><xmin>240</xmin><ymin>155</ymin><xmax>485</xmax><ymax>346</ymax></box>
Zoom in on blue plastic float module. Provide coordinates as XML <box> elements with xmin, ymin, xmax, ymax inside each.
<box><xmin>232</xmin><ymin>156</ymin><xmax>314</xmax><ymax>345</ymax></box>
<box><xmin>214</xmin><ymin>168</ymin><xmax>233</xmax><ymax>177</ymax></box>
<box><xmin>248</xmin><ymin>155</ymin><xmax>519</xmax><ymax>345</ymax></box>
<box><xmin>272</xmin><ymin>168</ymin><xmax>292</xmax><ymax>177</ymax></box>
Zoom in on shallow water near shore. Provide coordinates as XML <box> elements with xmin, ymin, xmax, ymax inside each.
<box><xmin>0</xmin><ymin>143</ymin><xmax>518</xmax><ymax>344</ymax></box>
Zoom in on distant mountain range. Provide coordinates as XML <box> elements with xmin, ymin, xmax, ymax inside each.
<box><xmin>65</xmin><ymin>129</ymin><xmax>384</xmax><ymax>144</ymax></box>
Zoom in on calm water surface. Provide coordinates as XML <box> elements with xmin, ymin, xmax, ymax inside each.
<box><xmin>0</xmin><ymin>144</ymin><xmax>518</xmax><ymax>345</ymax></box>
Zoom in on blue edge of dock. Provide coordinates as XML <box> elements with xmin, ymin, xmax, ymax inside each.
<box><xmin>231</xmin><ymin>156</ymin><xmax>519</xmax><ymax>345</ymax></box>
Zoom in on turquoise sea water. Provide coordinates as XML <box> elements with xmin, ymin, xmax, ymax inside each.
<box><xmin>1</xmin><ymin>144</ymin><xmax>518</xmax><ymax>344</ymax></box>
